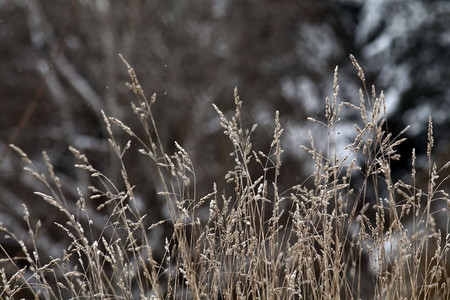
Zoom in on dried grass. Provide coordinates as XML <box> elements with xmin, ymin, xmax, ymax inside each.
<box><xmin>1</xmin><ymin>56</ymin><xmax>449</xmax><ymax>299</ymax></box>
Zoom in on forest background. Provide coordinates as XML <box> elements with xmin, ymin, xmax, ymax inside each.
<box><xmin>1</xmin><ymin>0</ymin><xmax>450</xmax><ymax>298</ymax></box>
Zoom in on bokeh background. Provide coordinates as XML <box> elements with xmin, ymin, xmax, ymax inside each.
<box><xmin>1</xmin><ymin>0</ymin><xmax>450</xmax><ymax>278</ymax></box>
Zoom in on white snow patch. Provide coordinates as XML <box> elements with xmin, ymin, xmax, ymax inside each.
<box><xmin>404</xmin><ymin>103</ymin><xmax>432</xmax><ymax>136</ymax></box>
<box><xmin>280</xmin><ymin>76</ymin><xmax>321</xmax><ymax>114</ymax></box>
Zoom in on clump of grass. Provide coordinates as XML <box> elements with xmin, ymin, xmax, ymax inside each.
<box><xmin>1</xmin><ymin>55</ymin><xmax>449</xmax><ymax>299</ymax></box>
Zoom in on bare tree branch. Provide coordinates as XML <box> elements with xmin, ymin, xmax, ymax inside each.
<box><xmin>20</xmin><ymin>0</ymin><xmax>103</xmax><ymax>115</ymax></box>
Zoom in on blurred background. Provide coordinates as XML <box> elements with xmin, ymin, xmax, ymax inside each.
<box><xmin>1</xmin><ymin>0</ymin><xmax>449</xmax><ymax>277</ymax></box>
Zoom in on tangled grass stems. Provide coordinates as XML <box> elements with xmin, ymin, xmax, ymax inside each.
<box><xmin>1</xmin><ymin>55</ymin><xmax>449</xmax><ymax>299</ymax></box>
